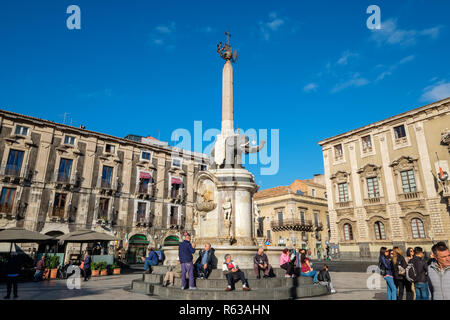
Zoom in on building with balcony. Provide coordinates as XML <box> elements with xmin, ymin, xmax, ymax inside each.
<box><xmin>254</xmin><ymin>175</ymin><xmax>329</xmax><ymax>259</ymax></box>
<box><xmin>0</xmin><ymin>109</ymin><xmax>208</xmax><ymax>262</ymax></box>
<box><xmin>318</xmin><ymin>97</ymin><xmax>450</xmax><ymax>260</ymax></box>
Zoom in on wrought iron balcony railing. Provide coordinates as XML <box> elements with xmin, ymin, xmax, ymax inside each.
<box><xmin>271</xmin><ymin>218</ymin><xmax>313</xmax><ymax>231</ymax></box>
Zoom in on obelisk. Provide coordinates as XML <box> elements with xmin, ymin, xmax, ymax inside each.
<box><xmin>221</xmin><ymin>60</ymin><xmax>234</xmax><ymax>137</ymax></box>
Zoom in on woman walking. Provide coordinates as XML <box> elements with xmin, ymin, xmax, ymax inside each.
<box><xmin>392</xmin><ymin>247</ymin><xmax>413</xmax><ymax>300</ymax></box>
<box><xmin>379</xmin><ymin>247</ymin><xmax>396</xmax><ymax>300</ymax></box>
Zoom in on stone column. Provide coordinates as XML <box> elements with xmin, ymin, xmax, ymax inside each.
<box><xmin>221</xmin><ymin>60</ymin><xmax>234</xmax><ymax>136</ymax></box>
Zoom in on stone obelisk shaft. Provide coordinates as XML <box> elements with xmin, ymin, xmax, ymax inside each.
<box><xmin>221</xmin><ymin>60</ymin><xmax>234</xmax><ymax>136</ymax></box>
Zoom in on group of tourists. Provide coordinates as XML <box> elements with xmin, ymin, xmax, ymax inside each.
<box><xmin>150</xmin><ymin>233</ymin><xmax>336</xmax><ymax>293</ymax></box>
<box><xmin>379</xmin><ymin>241</ymin><xmax>450</xmax><ymax>300</ymax></box>
<box><xmin>279</xmin><ymin>247</ymin><xmax>336</xmax><ymax>293</ymax></box>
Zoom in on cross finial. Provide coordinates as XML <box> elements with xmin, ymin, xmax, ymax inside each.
<box><xmin>225</xmin><ymin>31</ymin><xmax>231</xmax><ymax>45</ymax></box>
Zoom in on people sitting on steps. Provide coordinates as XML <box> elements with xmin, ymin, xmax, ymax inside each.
<box><xmin>300</xmin><ymin>252</ymin><xmax>318</xmax><ymax>284</ymax></box>
<box><xmin>222</xmin><ymin>254</ymin><xmax>251</xmax><ymax>291</ymax></box>
<box><xmin>194</xmin><ymin>243</ymin><xmax>214</xmax><ymax>279</ymax></box>
<box><xmin>318</xmin><ymin>264</ymin><xmax>336</xmax><ymax>293</ymax></box>
<box><xmin>280</xmin><ymin>248</ymin><xmax>295</xmax><ymax>278</ymax></box>
<box><xmin>141</xmin><ymin>247</ymin><xmax>158</xmax><ymax>274</ymax></box>
<box><xmin>163</xmin><ymin>258</ymin><xmax>182</xmax><ymax>287</ymax></box>
<box><xmin>253</xmin><ymin>248</ymin><xmax>274</xmax><ymax>279</ymax></box>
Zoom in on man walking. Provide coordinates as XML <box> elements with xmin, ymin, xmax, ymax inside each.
<box><xmin>33</xmin><ymin>255</ymin><xmax>46</xmax><ymax>282</ymax></box>
<box><xmin>83</xmin><ymin>251</ymin><xmax>92</xmax><ymax>281</ymax></box>
<box><xmin>178</xmin><ymin>233</ymin><xmax>197</xmax><ymax>290</ymax></box>
<box><xmin>4</xmin><ymin>252</ymin><xmax>21</xmax><ymax>299</ymax></box>
<box><xmin>409</xmin><ymin>247</ymin><xmax>429</xmax><ymax>300</ymax></box>
<box><xmin>427</xmin><ymin>242</ymin><xmax>450</xmax><ymax>300</ymax></box>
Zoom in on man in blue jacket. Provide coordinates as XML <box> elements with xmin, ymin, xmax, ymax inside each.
<box><xmin>141</xmin><ymin>247</ymin><xmax>159</xmax><ymax>274</ymax></box>
<box><xmin>178</xmin><ymin>233</ymin><xmax>197</xmax><ymax>290</ymax></box>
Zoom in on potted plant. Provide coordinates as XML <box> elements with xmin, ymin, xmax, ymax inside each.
<box><xmin>99</xmin><ymin>261</ymin><xmax>108</xmax><ymax>276</ymax></box>
<box><xmin>91</xmin><ymin>262</ymin><xmax>99</xmax><ymax>277</ymax></box>
<box><xmin>43</xmin><ymin>255</ymin><xmax>51</xmax><ymax>279</ymax></box>
<box><xmin>112</xmin><ymin>262</ymin><xmax>121</xmax><ymax>275</ymax></box>
<box><xmin>49</xmin><ymin>255</ymin><xmax>60</xmax><ymax>279</ymax></box>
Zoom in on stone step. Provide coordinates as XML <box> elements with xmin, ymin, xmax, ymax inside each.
<box><xmin>150</xmin><ymin>267</ymin><xmax>289</xmax><ymax>278</ymax></box>
<box><xmin>130</xmin><ymin>281</ymin><xmax>328</xmax><ymax>300</ymax></box>
<box><xmin>171</xmin><ymin>276</ymin><xmax>313</xmax><ymax>289</ymax></box>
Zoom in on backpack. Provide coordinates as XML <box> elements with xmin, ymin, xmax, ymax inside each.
<box><xmin>405</xmin><ymin>262</ymin><xmax>417</xmax><ymax>283</ymax></box>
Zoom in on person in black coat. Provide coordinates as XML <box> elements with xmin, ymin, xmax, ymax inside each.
<box><xmin>4</xmin><ymin>252</ymin><xmax>22</xmax><ymax>299</ymax></box>
<box><xmin>392</xmin><ymin>247</ymin><xmax>413</xmax><ymax>300</ymax></box>
<box><xmin>318</xmin><ymin>264</ymin><xmax>336</xmax><ymax>293</ymax></box>
<box><xmin>194</xmin><ymin>243</ymin><xmax>214</xmax><ymax>279</ymax></box>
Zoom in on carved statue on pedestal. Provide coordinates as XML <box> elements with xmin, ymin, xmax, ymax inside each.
<box><xmin>222</xmin><ymin>197</ymin><xmax>232</xmax><ymax>238</ymax></box>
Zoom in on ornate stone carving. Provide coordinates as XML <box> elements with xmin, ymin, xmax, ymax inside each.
<box><xmin>222</xmin><ymin>197</ymin><xmax>232</xmax><ymax>237</ymax></box>
<box><xmin>195</xmin><ymin>178</ymin><xmax>217</xmax><ymax>218</ymax></box>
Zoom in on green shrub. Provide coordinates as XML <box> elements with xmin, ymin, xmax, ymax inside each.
<box><xmin>91</xmin><ymin>262</ymin><xmax>98</xmax><ymax>270</ymax></box>
<box><xmin>98</xmin><ymin>261</ymin><xmax>107</xmax><ymax>270</ymax></box>
<box><xmin>50</xmin><ymin>255</ymin><xmax>60</xmax><ymax>269</ymax></box>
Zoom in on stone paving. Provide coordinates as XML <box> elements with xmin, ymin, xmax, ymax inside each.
<box><xmin>1</xmin><ymin>271</ymin><xmax>387</xmax><ymax>300</ymax></box>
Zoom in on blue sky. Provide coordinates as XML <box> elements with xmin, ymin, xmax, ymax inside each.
<box><xmin>1</xmin><ymin>0</ymin><xmax>449</xmax><ymax>189</ymax></box>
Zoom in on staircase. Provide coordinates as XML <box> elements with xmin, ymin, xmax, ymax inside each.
<box><xmin>129</xmin><ymin>266</ymin><xmax>328</xmax><ymax>300</ymax></box>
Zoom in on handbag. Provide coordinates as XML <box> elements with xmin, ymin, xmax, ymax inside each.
<box><xmin>398</xmin><ymin>264</ymin><xmax>406</xmax><ymax>276</ymax></box>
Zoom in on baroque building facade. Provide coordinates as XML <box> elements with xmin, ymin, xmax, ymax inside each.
<box><xmin>0</xmin><ymin>109</ymin><xmax>208</xmax><ymax>262</ymax></box>
<box><xmin>318</xmin><ymin>97</ymin><xmax>450</xmax><ymax>260</ymax></box>
<box><xmin>254</xmin><ymin>175</ymin><xmax>330</xmax><ymax>259</ymax></box>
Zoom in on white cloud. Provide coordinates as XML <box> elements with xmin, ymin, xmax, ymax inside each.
<box><xmin>375</xmin><ymin>55</ymin><xmax>415</xmax><ymax>82</ymax></box>
<box><xmin>369</xmin><ymin>18</ymin><xmax>443</xmax><ymax>47</ymax></box>
<box><xmin>421</xmin><ymin>81</ymin><xmax>450</xmax><ymax>102</ymax></box>
<box><xmin>149</xmin><ymin>21</ymin><xmax>176</xmax><ymax>50</ymax></box>
<box><xmin>331</xmin><ymin>73</ymin><xmax>369</xmax><ymax>93</ymax></box>
<box><xmin>337</xmin><ymin>51</ymin><xmax>359</xmax><ymax>65</ymax></box>
<box><xmin>258</xmin><ymin>12</ymin><xmax>288</xmax><ymax>41</ymax></box>
<box><xmin>303</xmin><ymin>83</ymin><xmax>318</xmax><ymax>93</ymax></box>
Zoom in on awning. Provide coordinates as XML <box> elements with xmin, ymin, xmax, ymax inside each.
<box><xmin>140</xmin><ymin>172</ymin><xmax>152</xmax><ymax>179</ymax></box>
<box><xmin>171</xmin><ymin>177</ymin><xmax>182</xmax><ymax>185</ymax></box>
<box><xmin>56</xmin><ymin>229</ymin><xmax>118</xmax><ymax>243</ymax></box>
<box><xmin>0</xmin><ymin>227</ymin><xmax>54</xmax><ymax>243</ymax></box>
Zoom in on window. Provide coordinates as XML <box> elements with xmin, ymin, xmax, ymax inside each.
<box><xmin>367</xmin><ymin>177</ymin><xmax>380</xmax><ymax>198</ymax></box>
<box><xmin>257</xmin><ymin>217</ymin><xmax>264</xmax><ymax>237</ymax></box>
<box><xmin>401</xmin><ymin>170</ymin><xmax>417</xmax><ymax>193</ymax></box>
<box><xmin>172</xmin><ymin>158</ymin><xmax>182</xmax><ymax>168</ymax></box>
<box><xmin>334</xmin><ymin>144</ymin><xmax>343</xmax><ymax>159</ymax></box>
<box><xmin>53</xmin><ymin>193</ymin><xmax>66</xmax><ymax>218</ymax></box>
<box><xmin>394</xmin><ymin>125</ymin><xmax>406</xmax><ymax>139</ymax></box>
<box><xmin>141</xmin><ymin>151</ymin><xmax>151</xmax><ymax>161</ymax></box>
<box><xmin>137</xmin><ymin>202</ymin><xmax>146</xmax><ymax>223</ymax></box>
<box><xmin>64</xmin><ymin>135</ymin><xmax>75</xmax><ymax>145</ymax></box>
<box><xmin>99</xmin><ymin>198</ymin><xmax>109</xmax><ymax>220</ymax></box>
<box><xmin>105</xmin><ymin>144</ymin><xmax>115</xmax><ymax>154</ymax></box>
<box><xmin>374</xmin><ymin>221</ymin><xmax>386</xmax><ymax>240</ymax></box>
<box><xmin>296</xmin><ymin>190</ymin><xmax>304</xmax><ymax>195</ymax></box>
<box><xmin>324</xmin><ymin>191</ymin><xmax>327</xmax><ymax>199</ymax></box>
<box><xmin>362</xmin><ymin>135</ymin><xmax>372</xmax><ymax>150</ymax></box>
<box><xmin>300</xmin><ymin>211</ymin><xmax>305</xmax><ymax>224</ymax></box>
<box><xmin>326</xmin><ymin>214</ymin><xmax>330</xmax><ymax>228</ymax></box>
<box><xmin>411</xmin><ymin>218</ymin><xmax>426</xmax><ymax>239</ymax></box>
<box><xmin>343</xmin><ymin>223</ymin><xmax>353</xmax><ymax>241</ymax></box>
<box><xmin>0</xmin><ymin>187</ymin><xmax>16</xmax><ymax>214</ymax></box>
<box><xmin>169</xmin><ymin>206</ymin><xmax>179</xmax><ymax>225</ymax></box>
<box><xmin>101</xmin><ymin>166</ymin><xmax>113</xmax><ymax>188</ymax></box>
<box><xmin>57</xmin><ymin>158</ymin><xmax>72</xmax><ymax>182</ymax></box>
<box><xmin>277</xmin><ymin>212</ymin><xmax>283</xmax><ymax>225</ymax></box>
<box><xmin>6</xmin><ymin>149</ymin><xmax>24</xmax><ymax>175</ymax></box>
<box><xmin>338</xmin><ymin>183</ymin><xmax>349</xmax><ymax>202</ymax></box>
<box><xmin>170</xmin><ymin>177</ymin><xmax>183</xmax><ymax>198</ymax></box>
<box><xmin>314</xmin><ymin>212</ymin><xmax>319</xmax><ymax>227</ymax></box>
<box><xmin>312</xmin><ymin>189</ymin><xmax>316</xmax><ymax>197</ymax></box>
<box><xmin>199</xmin><ymin>164</ymin><xmax>207</xmax><ymax>171</ymax></box>
<box><xmin>266</xmin><ymin>230</ymin><xmax>271</xmax><ymax>241</ymax></box>
<box><xmin>15</xmin><ymin>125</ymin><xmax>28</xmax><ymax>136</ymax></box>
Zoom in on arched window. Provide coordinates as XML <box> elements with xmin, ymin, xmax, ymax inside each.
<box><xmin>411</xmin><ymin>218</ymin><xmax>425</xmax><ymax>239</ymax></box>
<box><xmin>343</xmin><ymin>223</ymin><xmax>353</xmax><ymax>241</ymax></box>
<box><xmin>374</xmin><ymin>221</ymin><xmax>386</xmax><ymax>240</ymax></box>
